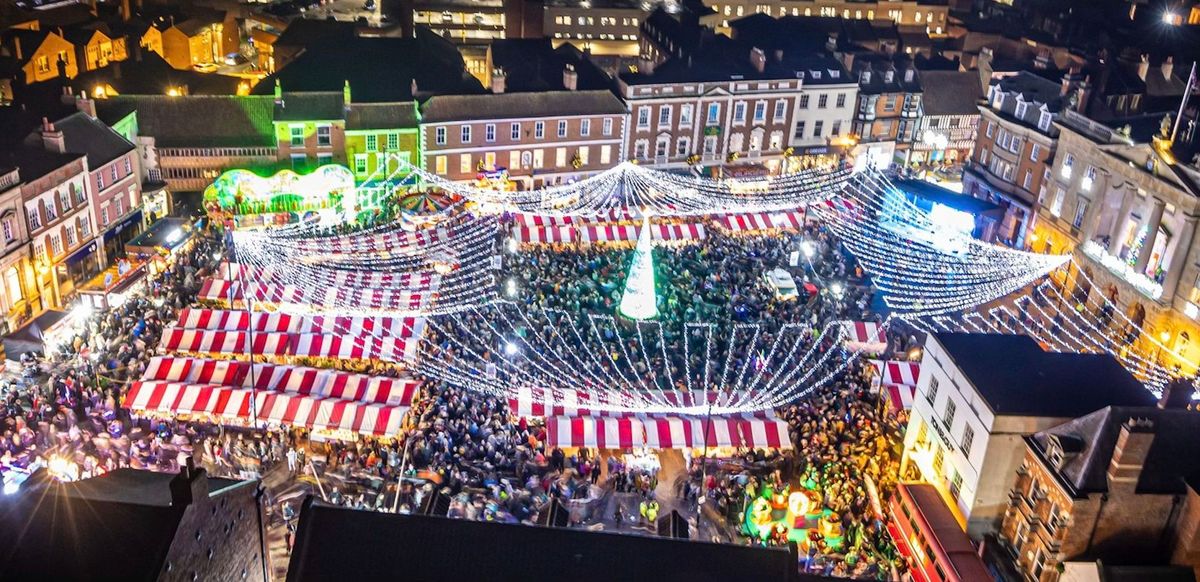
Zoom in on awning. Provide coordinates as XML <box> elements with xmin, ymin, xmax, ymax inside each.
<box><xmin>512</xmin><ymin>225</ymin><xmax>575</xmax><ymax>244</ymax></box>
<box><xmin>122</xmin><ymin>382</ymin><xmax>254</xmax><ymax>419</ymax></box>
<box><xmin>713</xmin><ymin>211</ymin><xmax>805</xmax><ymax>232</ymax></box>
<box><xmin>140</xmin><ymin>356</ymin><xmax>420</xmax><ymax>407</ymax></box>
<box><xmin>577</xmin><ymin>223</ymin><xmax>706</xmax><ymax>244</ymax></box>
<box><xmin>102</xmin><ymin>209</ymin><xmax>144</xmax><ymax>240</ymax></box>
<box><xmin>65</xmin><ymin>240</ymin><xmax>100</xmax><ymax>266</ymax></box>
<box><xmin>885</xmin><ymin>384</ymin><xmax>917</xmax><ymax>411</ymax></box>
<box><xmin>217</xmin><ymin>262</ymin><xmax>437</xmax><ymax>291</ymax></box>
<box><xmin>174</xmin><ymin>307</ymin><xmax>424</xmax><ymax>337</ymax></box>
<box><xmin>870</xmin><ymin>360</ymin><xmax>921</xmax><ymax>386</ymax></box>
<box><xmin>544</xmin><ymin>414</ymin><xmax>792</xmax><ymax>450</ymax></box>
<box><xmin>291</xmin><ymin>225</ymin><xmax>449</xmax><ymax>255</ymax></box>
<box><xmin>842</xmin><ymin>321</ymin><xmax>888</xmax><ymax>353</ymax></box>
<box><xmin>198</xmin><ymin>279</ymin><xmax>431</xmax><ymax>311</ymax></box>
<box><xmin>255</xmin><ymin>392</ymin><xmax>407</xmax><ymax>437</ymax></box>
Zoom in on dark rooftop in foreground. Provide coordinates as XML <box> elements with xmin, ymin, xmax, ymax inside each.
<box><xmin>289</xmin><ymin>498</ymin><xmax>825</xmax><ymax>582</ymax></box>
<box><xmin>0</xmin><ymin>147</ymin><xmax>83</xmax><ymax>182</ymax></box>
<box><xmin>96</xmin><ymin>95</ymin><xmax>277</xmax><ymax>148</ymax></box>
<box><xmin>420</xmin><ymin>90</ymin><xmax>627</xmax><ymax>123</ymax></box>
<box><xmin>50</xmin><ymin>110</ymin><xmax>136</xmax><ymax>168</ymax></box>
<box><xmin>931</xmin><ymin>333</ymin><xmax>1156</xmax><ymax>417</ymax></box>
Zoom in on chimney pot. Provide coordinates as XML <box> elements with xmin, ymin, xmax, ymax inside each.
<box><xmin>563</xmin><ymin>63</ymin><xmax>578</xmax><ymax>91</ymax></box>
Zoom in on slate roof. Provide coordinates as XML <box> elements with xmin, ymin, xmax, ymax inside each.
<box><xmin>489</xmin><ymin>39</ymin><xmax>614</xmax><ymax>93</ymax></box>
<box><xmin>0</xmin><ymin>147</ymin><xmax>83</xmax><ymax>182</ymax></box>
<box><xmin>1030</xmin><ymin>406</ymin><xmax>1200</xmax><ymax>495</ymax></box>
<box><xmin>920</xmin><ymin>71</ymin><xmax>983</xmax><ymax>116</ymax></box>
<box><xmin>420</xmin><ymin>90</ymin><xmax>626</xmax><ymax>123</ymax></box>
<box><xmin>273</xmin><ymin>18</ymin><xmax>357</xmax><ymax>48</ymax></box>
<box><xmin>287</xmin><ymin>499</ymin><xmax>804</xmax><ymax>582</ymax></box>
<box><xmin>852</xmin><ymin>55</ymin><xmax>921</xmax><ymax>95</ymax></box>
<box><xmin>52</xmin><ymin>111</ymin><xmax>136</xmax><ymax>168</ymax></box>
<box><xmin>97</xmin><ymin>95</ymin><xmax>276</xmax><ymax>148</ymax></box>
<box><xmin>932</xmin><ymin>333</ymin><xmax>1155</xmax><ymax>417</ymax></box>
<box><xmin>345</xmin><ymin>102</ymin><xmax>418</xmax><ymax>130</ymax></box>
<box><xmin>275</xmin><ymin>91</ymin><xmax>344</xmax><ymax>122</ymax></box>
<box><xmin>253</xmin><ymin>30</ymin><xmax>484</xmax><ymax>102</ymax></box>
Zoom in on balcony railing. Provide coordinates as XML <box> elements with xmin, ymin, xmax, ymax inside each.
<box><xmin>1079</xmin><ymin>240</ymin><xmax>1164</xmax><ymax>300</ymax></box>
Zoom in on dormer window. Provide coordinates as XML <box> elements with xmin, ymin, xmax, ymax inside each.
<box><xmin>1038</xmin><ymin>110</ymin><xmax>1052</xmax><ymax>131</ymax></box>
<box><xmin>861</xmin><ymin>70</ymin><xmax>872</xmax><ymax>84</ymax></box>
<box><xmin>1015</xmin><ymin>101</ymin><xmax>1028</xmax><ymax>119</ymax></box>
<box><xmin>812</xmin><ymin>71</ymin><xmax>822</xmax><ymax>80</ymax></box>
<box><xmin>828</xmin><ymin>69</ymin><xmax>839</xmax><ymax>79</ymax></box>
<box><xmin>884</xmin><ymin>70</ymin><xmax>894</xmax><ymax>83</ymax></box>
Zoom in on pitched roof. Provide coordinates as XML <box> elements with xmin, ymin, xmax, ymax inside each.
<box><xmin>420</xmin><ymin>90</ymin><xmax>627</xmax><ymax>123</ymax></box>
<box><xmin>1031</xmin><ymin>406</ymin><xmax>1200</xmax><ymax>495</ymax></box>
<box><xmin>932</xmin><ymin>333</ymin><xmax>1156</xmax><ymax>417</ymax></box>
<box><xmin>70</xmin><ymin>49</ymin><xmax>244</xmax><ymax>96</ymax></box>
<box><xmin>345</xmin><ymin>102</ymin><xmax>418</xmax><ymax>130</ymax></box>
<box><xmin>253</xmin><ymin>31</ymin><xmax>484</xmax><ymax>102</ymax></box>
<box><xmin>920</xmin><ymin>71</ymin><xmax>983</xmax><ymax>116</ymax></box>
<box><xmin>275</xmin><ymin>91</ymin><xmax>344</xmax><ymax>122</ymax></box>
<box><xmin>488</xmin><ymin>39</ymin><xmax>614</xmax><ymax>93</ymax></box>
<box><xmin>52</xmin><ymin>111</ymin><xmax>136</xmax><ymax>168</ymax></box>
<box><xmin>97</xmin><ymin>95</ymin><xmax>276</xmax><ymax>147</ymax></box>
<box><xmin>288</xmin><ymin>499</ymin><xmax>801</xmax><ymax>582</ymax></box>
<box><xmin>273</xmin><ymin>18</ymin><xmax>356</xmax><ymax>48</ymax></box>
<box><xmin>0</xmin><ymin>147</ymin><xmax>83</xmax><ymax>182</ymax></box>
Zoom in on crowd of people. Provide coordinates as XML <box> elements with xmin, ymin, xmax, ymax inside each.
<box><xmin>0</xmin><ymin>201</ymin><xmax>919</xmax><ymax>580</ymax></box>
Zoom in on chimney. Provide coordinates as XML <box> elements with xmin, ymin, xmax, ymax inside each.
<box><xmin>76</xmin><ymin>92</ymin><xmax>96</xmax><ymax>117</ymax></box>
<box><xmin>1162</xmin><ymin>56</ymin><xmax>1175</xmax><ymax>80</ymax></box>
<box><xmin>563</xmin><ymin>63</ymin><xmax>578</xmax><ymax>91</ymax></box>
<box><xmin>343</xmin><ymin>79</ymin><xmax>352</xmax><ymax>112</ymax></box>
<box><xmin>1106</xmin><ymin>417</ymin><xmax>1156</xmax><ymax>494</ymax></box>
<box><xmin>750</xmin><ymin>47</ymin><xmax>766</xmax><ymax>74</ymax></box>
<box><xmin>12</xmin><ymin>35</ymin><xmax>22</xmax><ymax>61</ymax></box>
<box><xmin>121</xmin><ymin>0</ymin><xmax>131</xmax><ymax>21</ymax></box>
<box><xmin>774</xmin><ymin>49</ymin><xmax>784</xmax><ymax>62</ymax></box>
<box><xmin>40</xmin><ymin>118</ymin><xmax>66</xmax><ymax>153</ymax></box>
<box><xmin>1136</xmin><ymin>54</ymin><xmax>1149</xmax><ymax>81</ymax></box>
<box><xmin>274</xmin><ymin>79</ymin><xmax>283</xmax><ymax>106</ymax></box>
<box><xmin>411</xmin><ymin>78</ymin><xmax>419</xmax><ymax>97</ymax></box>
<box><xmin>491</xmin><ymin>68</ymin><xmax>506</xmax><ymax>94</ymax></box>
<box><xmin>825</xmin><ymin>34</ymin><xmax>837</xmax><ymax>52</ymax></box>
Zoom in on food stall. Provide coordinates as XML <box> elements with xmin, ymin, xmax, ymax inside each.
<box><xmin>125</xmin><ymin>217</ymin><xmax>199</xmax><ymax>276</ymax></box>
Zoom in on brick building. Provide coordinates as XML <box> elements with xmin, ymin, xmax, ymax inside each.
<box><xmin>0</xmin><ymin>464</ymin><xmax>269</xmax><ymax>581</ymax></box>
<box><xmin>420</xmin><ymin>90</ymin><xmax>628</xmax><ymax>186</ymax></box>
<box><xmin>962</xmin><ymin>71</ymin><xmax>1070</xmax><ymax>250</ymax></box>
<box><xmin>849</xmin><ymin>55</ymin><xmax>922</xmax><ymax>170</ymax></box>
<box><xmin>618</xmin><ymin>37</ymin><xmax>813</xmax><ymax>173</ymax></box>
<box><xmin>0</xmin><ymin>166</ymin><xmax>36</xmax><ymax>333</ymax></box>
<box><xmin>43</xmin><ymin>109</ymin><xmax>144</xmax><ymax>269</ymax></box>
<box><xmin>999</xmin><ymin>404</ymin><xmax>1200</xmax><ymax>581</ymax></box>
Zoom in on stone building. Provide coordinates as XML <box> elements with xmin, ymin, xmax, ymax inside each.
<box><xmin>999</xmin><ymin>403</ymin><xmax>1200</xmax><ymax>581</ymax></box>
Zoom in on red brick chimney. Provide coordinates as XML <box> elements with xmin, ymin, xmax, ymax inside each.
<box><xmin>1106</xmin><ymin>417</ymin><xmax>1155</xmax><ymax>494</ymax></box>
<box><xmin>40</xmin><ymin>118</ymin><xmax>66</xmax><ymax>153</ymax></box>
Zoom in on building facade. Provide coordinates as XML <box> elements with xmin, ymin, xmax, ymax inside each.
<box><xmin>1036</xmin><ymin>111</ymin><xmax>1200</xmax><ymax>376</ymax></box>
<box><xmin>703</xmin><ymin>0</ymin><xmax>949</xmax><ymax>35</ymax></box>
<box><xmin>962</xmin><ymin>71</ymin><xmax>1067</xmax><ymax>249</ymax></box>
<box><xmin>420</xmin><ymin>90</ymin><xmax>629</xmax><ymax>187</ymax></box>
<box><xmin>0</xmin><ymin>168</ymin><xmax>36</xmax><ymax>334</ymax></box>
<box><xmin>900</xmin><ymin>333</ymin><xmax>1154</xmax><ymax>539</ymax></box>
<box><xmin>850</xmin><ymin>57</ymin><xmax>922</xmax><ymax>170</ymax></box>
<box><xmin>907</xmin><ymin>70</ymin><xmax>982</xmax><ymax>169</ymax></box>
<box><xmin>999</xmin><ymin>406</ymin><xmax>1200</xmax><ymax>582</ymax></box>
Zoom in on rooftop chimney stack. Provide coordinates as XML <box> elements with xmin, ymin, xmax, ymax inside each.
<box><xmin>563</xmin><ymin>64</ymin><xmax>578</xmax><ymax>91</ymax></box>
<box><xmin>1106</xmin><ymin>417</ymin><xmax>1155</xmax><ymax>494</ymax></box>
<box><xmin>750</xmin><ymin>47</ymin><xmax>766</xmax><ymax>74</ymax></box>
<box><xmin>1137</xmin><ymin>54</ymin><xmax>1150</xmax><ymax>81</ymax></box>
<box><xmin>1162</xmin><ymin>56</ymin><xmax>1175</xmax><ymax>80</ymax></box>
<box><xmin>40</xmin><ymin>118</ymin><xmax>66</xmax><ymax>153</ymax></box>
<box><xmin>825</xmin><ymin>34</ymin><xmax>837</xmax><ymax>52</ymax></box>
<box><xmin>638</xmin><ymin>53</ymin><xmax>655</xmax><ymax>75</ymax></box>
<box><xmin>491</xmin><ymin>68</ymin><xmax>506</xmax><ymax>94</ymax></box>
<box><xmin>76</xmin><ymin>92</ymin><xmax>96</xmax><ymax>118</ymax></box>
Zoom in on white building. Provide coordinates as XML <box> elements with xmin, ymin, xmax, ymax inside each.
<box><xmin>900</xmin><ymin>332</ymin><xmax>1155</xmax><ymax>539</ymax></box>
<box><xmin>788</xmin><ymin>54</ymin><xmax>858</xmax><ymax>169</ymax></box>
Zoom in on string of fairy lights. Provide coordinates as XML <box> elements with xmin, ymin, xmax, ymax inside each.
<box><xmin>208</xmin><ymin>163</ymin><xmax>1192</xmax><ymax>415</ymax></box>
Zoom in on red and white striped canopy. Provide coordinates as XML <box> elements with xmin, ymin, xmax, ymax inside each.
<box><xmin>198</xmin><ymin>279</ymin><xmax>432</xmax><ymax>311</ymax></box>
<box><xmin>292</xmin><ymin>333</ymin><xmax>417</xmax><ymax>362</ymax></box>
<box><xmin>545</xmin><ymin>414</ymin><xmax>792</xmax><ymax>450</ymax></box>
<box><xmin>290</xmin><ymin>226</ymin><xmax>449</xmax><ymax>255</ymax></box>
<box><xmin>160</xmin><ymin>328</ymin><xmax>294</xmax><ymax>356</ymax></box>
<box><xmin>512</xmin><ymin>226</ymin><xmax>575</xmax><ymax>245</ymax></box>
<box><xmin>714</xmin><ymin>211</ymin><xmax>805</xmax><ymax>232</ymax></box>
<box><xmin>885</xmin><ymin>384</ymin><xmax>917</xmax><ymax>411</ymax></box>
<box><xmin>508</xmin><ymin>387</ymin><xmax>734</xmax><ymax>418</ymax></box>
<box><xmin>513</xmin><ymin>214</ymin><xmax>579</xmax><ymax>227</ymax></box>
<box><xmin>123</xmin><ymin>382</ymin><xmax>254</xmax><ymax>419</ymax></box>
<box><xmin>255</xmin><ymin>392</ymin><xmax>406</xmax><ymax>436</ymax></box>
<box><xmin>218</xmin><ymin>262</ymin><xmax>437</xmax><ymax>291</ymax></box>
<box><xmin>140</xmin><ymin>357</ymin><xmax>420</xmax><ymax>407</ymax></box>
<box><xmin>842</xmin><ymin>321</ymin><xmax>887</xmax><ymax>352</ymax></box>
<box><xmin>175</xmin><ymin>308</ymin><xmax>424</xmax><ymax>338</ymax></box>
<box><xmin>577</xmin><ymin>223</ymin><xmax>706</xmax><ymax>244</ymax></box>
<box><xmin>870</xmin><ymin>360</ymin><xmax>921</xmax><ymax>386</ymax></box>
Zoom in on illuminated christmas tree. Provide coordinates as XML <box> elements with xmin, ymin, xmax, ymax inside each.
<box><xmin>619</xmin><ymin>214</ymin><xmax>659</xmax><ymax>320</ymax></box>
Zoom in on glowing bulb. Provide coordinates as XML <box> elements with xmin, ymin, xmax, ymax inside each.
<box><xmin>801</xmin><ymin>241</ymin><xmax>815</xmax><ymax>258</ymax></box>
<box><xmin>505</xmin><ymin>279</ymin><xmax>517</xmax><ymax>298</ymax></box>
<box><xmin>72</xmin><ymin>303</ymin><xmax>93</xmax><ymax>321</ymax></box>
<box><xmin>503</xmin><ymin>342</ymin><xmax>519</xmax><ymax>356</ymax></box>
<box><xmin>506</xmin><ymin>238</ymin><xmax>518</xmax><ymax>253</ymax></box>
<box><xmin>830</xmin><ymin>282</ymin><xmax>843</xmax><ymax>296</ymax></box>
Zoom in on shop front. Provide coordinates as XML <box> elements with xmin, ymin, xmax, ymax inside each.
<box><xmin>101</xmin><ymin>209</ymin><xmax>145</xmax><ymax>268</ymax></box>
<box><xmin>63</xmin><ymin>240</ymin><xmax>104</xmax><ymax>301</ymax></box>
